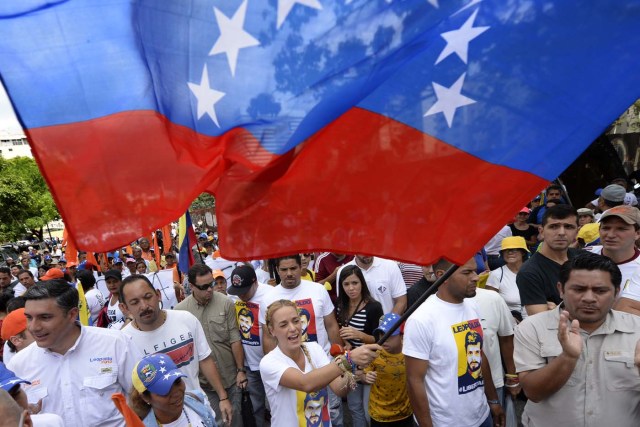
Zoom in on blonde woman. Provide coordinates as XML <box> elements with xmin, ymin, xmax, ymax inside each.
<box><xmin>259</xmin><ymin>299</ymin><xmax>381</xmax><ymax>426</ymax></box>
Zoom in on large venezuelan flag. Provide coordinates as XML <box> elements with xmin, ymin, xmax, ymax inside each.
<box><xmin>0</xmin><ymin>1</ymin><xmax>639</xmax><ymax>264</ymax></box>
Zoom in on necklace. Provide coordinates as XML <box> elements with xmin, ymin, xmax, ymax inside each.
<box><xmin>156</xmin><ymin>408</ymin><xmax>191</xmax><ymax>427</ymax></box>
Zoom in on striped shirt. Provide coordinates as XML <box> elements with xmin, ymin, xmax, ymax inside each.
<box><xmin>347</xmin><ymin>309</ymin><xmax>368</xmax><ymax>348</ymax></box>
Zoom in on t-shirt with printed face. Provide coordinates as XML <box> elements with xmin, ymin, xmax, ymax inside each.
<box><xmin>262</xmin><ymin>280</ymin><xmax>334</xmax><ymax>353</ymax></box>
<box><xmin>121</xmin><ymin>310</ymin><xmax>212</xmax><ymax>394</ymax></box>
<box><xmin>228</xmin><ymin>283</ymin><xmax>274</xmax><ymax>371</ymax></box>
<box><xmin>403</xmin><ymin>295</ymin><xmax>490</xmax><ymax>427</ymax></box>
<box><xmin>260</xmin><ymin>341</ymin><xmax>331</xmax><ymax>427</ymax></box>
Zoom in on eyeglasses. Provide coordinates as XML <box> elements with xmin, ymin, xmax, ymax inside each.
<box><xmin>191</xmin><ymin>282</ymin><xmax>214</xmax><ymax>291</ymax></box>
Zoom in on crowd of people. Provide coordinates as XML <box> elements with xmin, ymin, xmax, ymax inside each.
<box><xmin>1</xmin><ymin>180</ymin><xmax>640</xmax><ymax>426</ymax></box>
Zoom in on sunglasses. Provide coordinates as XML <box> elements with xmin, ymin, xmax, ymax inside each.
<box><xmin>191</xmin><ymin>282</ymin><xmax>214</xmax><ymax>291</ymax></box>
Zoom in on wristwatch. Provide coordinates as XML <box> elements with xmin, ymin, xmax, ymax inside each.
<box><xmin>487</xmin><ymin>399</ymin><xmax>500</xmax><ymax>405</ymax></box>
<box><xmin>236</xmin><ymin>367</ymin><xmax>246</xmax><ymax>373</ymax></box>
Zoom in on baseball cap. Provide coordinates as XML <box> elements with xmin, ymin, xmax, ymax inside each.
<box><xmin>0</xmin><ymin>364</ymin><xmax>30</xmax><ymax>391</ymax></box>
<box><xmin>228</xmin><ymin>265</ymin><xmax>257</xmax><ymax>296</ymax></box>
<box><xmin>212</xmin><ymin>269</ymin><xmax>226</xmax><ymax>280</ymax></box>
<box><xmin>373</xmin><ymin>313</ymin><xmax>402</xmax><ymax>340</ymax></box>
<box><xmin>519</xmin><ymin>207</ymin><xmax>531</xmax><ymax>214</ymax></box>
<box><xmin>113</xmin><ymin>258</ymin><xmax>124</xmax><ymax>265</ymax></box>
<box><xmin>600</xmin><ymin>184</ymin><xmax>626</xmax><ymax>203</ymax></box>
<box><xmin>125</xmin><ymin>257</ymin><xmax>136</xmax><ymax>264</ymax></box>
<box><xmin>576</xmin><ymin>208</ymin><xmax>595</xmax><ymax>217</ymax></box>
<box><xmin>104</xmin><ymin>269</ymin><xmax>122</xmax><ymax>281</ymax></box>
<box><xmin>199</xmin><ymin>233</ymin><xmax>208</xmax><ymax>239</ymax></box>
<box><xmin>1</xmin><ymin>308</ymin><xmax>27</xmax><ymax>341</ymax></box>
<box><xmin>132</xmin><ymin>353</ymin><xmax>186</xmax><ymax>396</ymax></box>
<box><xmin>40</xmin><ymin>268</ymin><xmax>64</xmax><ymax>281</ymax></box>
<box><xmin>500</xmin><ymin>236</ymin><xmax>530</xmax><ymax>253</ymax></box>
<box><xmin>577</xmin><ymin>223</ymin><xmax>600</xmax><ymax>246</ymax></box>
<box><xmin>600</xmin><ymin>205</ymin><xmax>640</xmax><ymax>225</ymax></box>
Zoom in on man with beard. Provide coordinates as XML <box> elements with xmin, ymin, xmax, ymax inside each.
<box><xmin>458</xmin><ymin>331</ymin><xmax>483</xmax><ymax>390</ymax></box>
<box><xmin>515</xmin><ymin>252</ymin><xmax>640</xmax><ymax>426</ymax></box>
<box><xmin>304</xmin><ymin>391</ymin><xmax>328</xmax><ymax>427</ymax></box>
<box><xmin>237</xmin><ymin>307</ymin><xmax>255</xmax><ymax>341</ymax></box>
<box><xmin>227</xmin><ymin>265</ymin><xmax>275</xmax><ymax>427</ymax></box>
<box><xmin>517</xmin><ymin>205</ymin><xmax>580</xmax><ymax>316</ymax></box>
<box><xmin>404</xmin><ymin>258</ymin><xmax>504</xmax><ymax>427</ymax></box>
<box><xmin>119</xmin><ymin>274</ymin><xmax>233</xmax><ymax>425</ymax></box>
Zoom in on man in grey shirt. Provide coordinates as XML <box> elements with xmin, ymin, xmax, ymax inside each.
<box><xmin>515</xmin><ymin>252</ymin><xmax>640</xmax><ymax>427</ymax></box>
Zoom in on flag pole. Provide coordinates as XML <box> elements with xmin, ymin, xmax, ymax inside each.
<box><xmin>375</xmin><ymin>264</ymin><xmax>458</xmax><ymax>345</ymax></box>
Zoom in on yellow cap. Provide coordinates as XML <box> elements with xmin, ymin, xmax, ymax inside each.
<box><xmin>577</xmin><ymin>222</ymin><xmax>600</xmax><ymax>245</ymax></box>
<box><xmin>500</xmin><ymin>236</ymin><xmax>530</xmax><ymax>253</ymax></box>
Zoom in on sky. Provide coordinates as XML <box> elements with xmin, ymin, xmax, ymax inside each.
<box><xmin>0</xmin><ymin>81</ymin><xmax>22</xmax><ymax>133</ymax></box>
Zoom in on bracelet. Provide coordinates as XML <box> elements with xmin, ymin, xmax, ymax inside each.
<box><xmin>505</xmin><ymin>374</ymin><xmax>518</xmax><ymax>378</ymax></box>
<box><xmin>236</xmin><ymin>368</ymin><xmax>246</xmax><ymax>373</ymax></box>
<box><xmin>344</xmin><ymin>351</ymin><xmax>357</xmax><ymax>374</ymax></box>
<box><xmin>219</xmin><ymin>397</ymin><xmax>229</xmax><ymax>402</ymax></box>
<box><xmin>333</xmin><ymin>355</ymin><xmax>351</xmax><ymax>374</ymax></box>
<box><xmin>487</xmin><ymin>399</ymin><xmax>500</xmax><ymax>405</ymax></box>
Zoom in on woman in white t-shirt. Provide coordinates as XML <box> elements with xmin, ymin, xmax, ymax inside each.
<box><xmin>485</xmin><ymin>236</ymin><xmax>530</xmax><ymax>323</ymax></box>
<box><xmin>129</xmin><ymin>353</ymin><xmax>216</xmax><ymax>427</ymax></box>
<box><xmin>260</xmin><ymin>299</ymin><xmax>380</xmax><ymax>427</ymax></box>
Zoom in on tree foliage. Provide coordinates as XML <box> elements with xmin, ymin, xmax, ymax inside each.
<box><xmin>0</xmin><ymin>156</ymin><xmax>59</xmax><ymax>242</ymax></box>
<box><xmin>190</xmin><ymin>192</ymin><xmax>215</xmax><ymax>210</ymax></box>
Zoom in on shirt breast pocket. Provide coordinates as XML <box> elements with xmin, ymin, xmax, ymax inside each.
<box><xmin>209</xmin><ymin>314</ymin><xmax>230</xmax><ymax>343</ymax></box>
<box><xmin>540</xmin><ymin>342</ymin><xmax>580</xmax><ymax>387</ymax></box>
<box><xmin>81</xmin><ymin>373</ymin><xmax>120</xmax><ymax>424</ymax></box>
<box><xmin>603</xmin><ymin>350</ymin><xmax>640</xmax><ymax>391</ymax></box>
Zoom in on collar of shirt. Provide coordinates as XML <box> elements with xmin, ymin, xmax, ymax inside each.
<box><xmin>544</xmin><ymin>308</ymin><xmax>635</xmax><ymax>335</ymax></box>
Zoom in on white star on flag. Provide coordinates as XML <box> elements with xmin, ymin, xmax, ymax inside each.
<box><xmin>424</xmin><ymin>73</ymin><xmax>476</xmax><ymax>127</ymax></box>
<box><xmin>435</xmin><ymin>8</ymin><xmax>489</xmax><ymax>65</ymax></box>
<box><xmin>427</xmin><ymin>0</ymin><xmax>439</xmax><ymax>7</ymax></box>
<box><xmin>159</xmin><ymin>367</ymin><xmax>166</xmax><ymax>373</ymax></box>
<box><xmin>163</xmin><ymin>374</ymin><xmax>171</xmax><ymax>380</ymax></box>
<box><xmin>277</xmin><ymin>0</ymin><xmax>322</xmax><ymax>29</ymax></box>
<box><xmin>188</xmin><ymin>64</ymin><xmax>226</xmax><ymax>127</ymax></box>
<box><xmin>209</xmin><ymin>0</ymin><xmax>260</xmax><ymax>76</ymax></box>
<box><xmin>159</xmin><ymin>360</ymin><xmax>165</xmax><ymax>365</ymax></box>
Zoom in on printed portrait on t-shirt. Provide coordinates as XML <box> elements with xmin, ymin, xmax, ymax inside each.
<box><xmin>295</xmin><ymin>299</ymin><xmax>317</xmax><ymax>343</ymax></box>
<box><xmin>235</xmin><ymin>301</ymin><xmax>260</xmax><ymax>346</ymax></box>
<box><xmin>452</xmin><ymin>319</ymin><xmax>484</xmax><ymax>395</ymax></box>
<box><xmin>296</xmin><ymin>388</ymin><xmax>330</xmax><ymax>427</ymax></box>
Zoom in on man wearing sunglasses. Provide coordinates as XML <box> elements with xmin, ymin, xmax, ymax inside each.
<box><xmin>175</xmin><ymin>264</ymin><xmax>245</xmax><ymax>427</ymax></box>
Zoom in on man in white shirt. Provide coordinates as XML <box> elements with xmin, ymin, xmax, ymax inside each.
<box><xmin>404</xmin><ymin>258</ymin><xmax>504</xmax><ymax>427</ymax></box>
<box><xmin>7</xmin><ymin>280</ymin><xmax>140</xmax><ymax>427</ymax></box>
<box><xmin>226</xmin><ymin>265</ymin><xmax>274</xmax><ymax>427</ymax></box>
<box><xmin>338</xmin><ymin>255</ymin><xmax>407</xmax><ymax>314</ymax></box>
<box><xmin>119</xmin><ymin>274</ymin><xmax>233</xmax><ymax>424</ymax></box>
<box><xmin>587</xmin><ymin>205</ymin><xmax>640</xmax><ymax>288</ymax></box>
<box><xmin>15</xmin><ymin>270</ymin><xmax>37</xmax><ymax>297</ymax></box>
<box><xmin>472</xmin><ymin>288</ymin><xmax>519</xmax><ymax>407</ymax></box>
